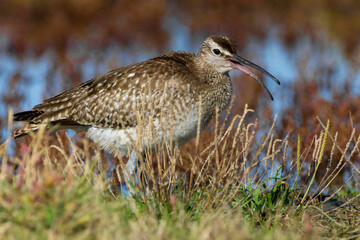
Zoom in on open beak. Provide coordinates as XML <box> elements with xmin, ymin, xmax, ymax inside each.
<box><xmin>228</xmin><ymin>54</ymin><xmax>280</xmax><ymax>101</ymax></box>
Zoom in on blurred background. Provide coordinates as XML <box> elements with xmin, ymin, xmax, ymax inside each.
<box><xmin>0</xmin><ymin>0</ymin><xmax>359</xmax><ymax>186</ymax></box>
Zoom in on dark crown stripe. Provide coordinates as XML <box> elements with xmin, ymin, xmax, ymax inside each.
<box><xmin>211</xmin><ymin>36</ymin><xmax>237</xmax><ymax>54</ymax></box>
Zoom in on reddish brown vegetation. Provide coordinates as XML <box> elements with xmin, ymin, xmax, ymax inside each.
<box><xmin>1</xmin><ymin>0</ymin><xmax>359</xmax><ymax>187</ymax></box>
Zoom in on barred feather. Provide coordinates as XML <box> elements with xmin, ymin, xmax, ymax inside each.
<box><xmin>12</xmin><ymin>36</ymin><xmax>278</xmax><ymax>159</ymax></box>
<box><xmin>12</xmin><ymin>124</ymin><xmax>40</xmax><ymax>138</ymax></box>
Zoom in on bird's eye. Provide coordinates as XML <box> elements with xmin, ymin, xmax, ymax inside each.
<box><xmin>213</xmin><ymin>49</ymin><xmax>221</xmax><ymax>55</ymax></box>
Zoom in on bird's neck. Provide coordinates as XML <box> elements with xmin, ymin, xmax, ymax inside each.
<box><xmin>194</xmin><ymin>56</ymin><xmax>221</xmax><ymax>80</ymax></box>
<box><xmin>197</xmin><ymin>73</ymin><xmax>233</xmax><ymax>121</ymax></box>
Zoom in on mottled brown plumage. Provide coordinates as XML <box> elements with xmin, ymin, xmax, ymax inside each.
<box><xmin>13</xmin><ymin>36</ymin><xmax>280</xmax><ymax>175</ymax></box>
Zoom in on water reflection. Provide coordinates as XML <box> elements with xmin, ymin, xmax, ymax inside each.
<box><xmin>0</xmin><ymin>19</ymin><xmax>359</xmax><ymax>188</ymax></box>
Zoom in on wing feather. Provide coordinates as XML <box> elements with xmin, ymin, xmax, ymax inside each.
<box><xmin>13</xmin><ymin>52</ymin><xmax>198</xmax><ymax>135</ymax></box>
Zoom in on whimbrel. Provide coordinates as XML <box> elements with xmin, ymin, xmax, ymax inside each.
<box><xmin>12</xmin><ymin>35</ymin><xmax>280</xmax><ymax>177</ymax></box>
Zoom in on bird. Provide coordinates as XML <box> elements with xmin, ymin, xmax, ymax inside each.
<box><xmin>12</xmin><ymin>35</ymin><xmax>280</xmax><ymax>177</ymax></box>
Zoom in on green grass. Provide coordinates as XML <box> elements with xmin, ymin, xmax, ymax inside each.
<box><xmin>1</xmin><ymin>108</ymin><xmax>360</xmax><ymax>239</ymax></box>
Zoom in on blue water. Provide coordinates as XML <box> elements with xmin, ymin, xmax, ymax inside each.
<box><xmin>0</xmin><ymin>19</ymin><xmax>359</xmax><ymax>190</ymax></box>
<box><xmin>1</xmin><ymin>21</ymin><xmax>358</xmax><ymax>139</ymax></box>
<box><xmin>1</xmin><ymin>27</ymin><xmax>357</xmax><ymax>120</ymax></box>
<box><xmin>1</xmin><ymin>21</ymin><xmax>358</xmax><ymax>133</ymax></box>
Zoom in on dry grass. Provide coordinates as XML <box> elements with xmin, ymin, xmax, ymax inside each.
<box><xmin>1</xmin><ymin>105</ymin><xmax>360</xmax><ymax>239</ymax></box>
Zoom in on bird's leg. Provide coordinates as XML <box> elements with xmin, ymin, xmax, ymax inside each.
<box><xmin>123</xmin><ymin>150</ymin><xmax>138</xmax><ymax>195</ymax></box>
<box><xmin>126</xmin><ymin>150</ymin><xmax>138</xmax><ymax>178</ymax></box>
<box><xmin>124</xmin><ymin>151</ymin><xmax>150</xmax><ymax>195</ymax></box>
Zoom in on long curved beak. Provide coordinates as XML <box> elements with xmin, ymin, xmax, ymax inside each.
<box><xmin>228</xmin><ymin>54</ymin><xmax>280</xmax><ymax>101</ymax></box>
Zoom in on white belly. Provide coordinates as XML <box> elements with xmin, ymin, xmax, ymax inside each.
<box><xmin>86</xmin><ymin>109</ymin><xmax>208</xmax><ymax>156</ymax></box>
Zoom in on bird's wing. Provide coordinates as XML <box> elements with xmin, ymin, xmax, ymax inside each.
<box><xmin>14</xmin><ymin>53</ymin><xmax>198</xmax><ymax>131</ymax></box>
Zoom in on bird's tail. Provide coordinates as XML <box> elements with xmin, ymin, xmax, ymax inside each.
<box><xmin>12</xmin><ymin>110</ymin><xmax>43</xmax><ymax>138</ymax></box>
<box><xmin>12</xmin><ymin>124</ymin><xmax>41</xmax><ymax>139</ymax></box>
<box><xmin>12</xmin><ymin>110</ymin><xmax>89</xmax><ymax>138</ymax></box>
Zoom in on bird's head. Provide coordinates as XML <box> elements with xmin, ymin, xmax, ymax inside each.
<box><xmin>198</xmin><ymin>35</ymin><xmax>280</xmax><ymax>100</ymax></box>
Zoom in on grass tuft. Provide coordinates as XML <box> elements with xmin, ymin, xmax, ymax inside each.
<box><xmin>1</xmin><ymin>107</ymin><xmax>360</xmax><ymax>239</ymax></box>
